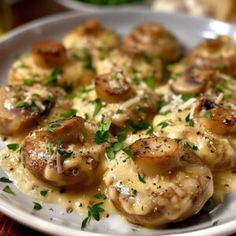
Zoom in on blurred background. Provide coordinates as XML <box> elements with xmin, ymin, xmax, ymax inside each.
<box><xmin>1</xmin><ymin>0</ymin><xmax>236</xmax><ymax>37</ymax></box>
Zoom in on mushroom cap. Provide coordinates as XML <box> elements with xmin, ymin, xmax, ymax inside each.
<box><xmin>187</xmin><ymin>36</ymin><xmax>236</xmax><ymax>76</ymax></box>
<box><xmin>32</xmin><ymin>40</ymin><xmax>67</xmax><ymax>68</ymax></box>
<box><xmin>123</xmin><ymin>22</ymin><xmax>182</xmax><ymax>63</ymax></box>
<box><xmin>170</xmin><ymin>67</ymin><xmax>215</xmax><ymax>95</ymax></box>
<box><xmin>95</xmin><ymin>72</ymin><xmax>134</xmax><ymax>104</ymax></box>
<box><xmin>194</xmin><ymin>97</ymin><xmax>236</xmax><ymax>135</ymax></box>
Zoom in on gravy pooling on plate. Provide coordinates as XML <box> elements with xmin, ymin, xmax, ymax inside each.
<box><xmin>1</xmin><ymin>19</ymin><xmax>236</xmax><ymax>229</ymax></box>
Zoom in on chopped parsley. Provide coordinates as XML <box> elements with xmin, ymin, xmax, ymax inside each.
<box><xmin>143</xmin><ymin>76</ymin><xmax>156</xmax><ymax>88</ymax></box>
<box><xmin>81</xmin><ymin>202</ymin><xmax>104</xmax><ymax>230</ymax></box>
<box><xmin>7</xmin><ymin>143</ymin><xmax>19</xmax><ymax>151</ymax></box>
<box><xmin>56</xmin><ymin>141</ymin><xmax>73</xmax><ymax>158</ymax></box>
<box><xmin>183</xmin><ymin>142</ymin><xmax>199</xmax><ymax>151</ymax></box>
<box><xmin>91</xmin><ymin>98</ymin><xmax>103</xmax><ymax>117</ymax></box>
<box><xmin>40</xmin><ymin>190</ymin><xmax>49</xmax><ymax>197</ymax></box>
<box><xmin>138</xmin><ymin>173</ymin><xmax>146</xmax><ymax>184</ymax></box>
<box><xmin>94</xmin><ymin>193</ymin><xmax>107</xmax><ymax>200</ymax></box>
<box><xmin>33</xmin><ymin>202</ymin><xmax>42</xmax><ymax>211</ymax></box>
<box><xmin>62</xmin><ymin>109</ymin><xmax>77</xmax><ymax>118</ymax></box>
<box><xmin>156</xmin><ymin>96</ymin><xmax>167</xmax><ymax>112</ymax></box>
<box><xmin>106</xmin><ymin>142</ymin><xmax>122</xmax><ymax>160</ymax></box>
<box><xmin>185</xmin><ymin>114</ymin><xmax>194</xmax><ymax>127</ymax></box>
<box><xmin>123</xmin><ymin>146</ymin><xmax>134</xmax><ymax>160</ymax></box>
<box><xmin>181</xmin><ymin>93</ymin><xmax>196</xmax><ymax>102</ymax></box>
<box><xmin>95</xmin><ymin>120</ymin><xmax>112</xmax><ymax>144</ymax></box>
<box><xmin>0</xmin><ymin>177</ymin><xmax>13</xmax><ymax>183</ymax></box>
<box><xmin>15</xmin><ymin>101</ymin><xmax>30</xmax><ymax>108</ymax></box>
<box><xmin>81</xmin><ymin>48</ymin><xmax>94</xmax><ymax>71</ymax></box>
<box><xmin>23</xmin><ymin>78</ymin><xmax>34</xmax><ymax>86</ymax></box>
<box><xmin>146</xmin><ymin>124</ymin><xmax>154</xmax><ymax>135</ymax></box>
<box><xmin>2</xmin><ymin>185</ymin><xmax>15</xmax><ymax>195</ymax></box>
<box><xmin>46</xmin><ymin>66</ymin><xmax>62</xmax><ymax>86</ymax></box>
<box><xmin>130</xmin><ymin>122</ymin><xmax>150</xmax><ymax>131</ymax></box>
<box><xmin>157</xmin><ymin>120</ymin><xmax>169</xmax><ymax>129</ymax></box>
<box><xmin>204</xmin><ymin>111</ymin><xmax>212</xmax><ymax>119</ymax></box>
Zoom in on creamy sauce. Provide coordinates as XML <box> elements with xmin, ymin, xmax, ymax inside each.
<box><xmin>0</xmin><ymin>139</ymin><xmax>116</xmax><ymax>217</ymax></box>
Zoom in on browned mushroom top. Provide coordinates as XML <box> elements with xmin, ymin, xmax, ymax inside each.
<box><xmin>187</xmin><ymin>36</ymin><xmax>236</xmax><ymax>76</ymax></box>
<box><xmin>32</xmin><ymin>40</ymin><xmax>67</xmax><ymax>68</ymax></box>
<box><xmin>95</xmin><ymin>71</ymin><xmax>135</xmax><ymax>104</ymax></box>
<box><xmin>194</xmin><ymin>97</ymin><xmax>236</xmax><ymax>135</ymax></box>
<box><xmin>0</xmin><ymin>84</ymin><xmax>54</xmax><ymax>136</ymax></box>
<box><xmin>122</xmin><ymin>22</ymin><xmax>181</xmax><ymax>63</ymax></box>
<box><xmin>75</xmin><ymin>19</ymin><xmax>101</xmax><ymax>36</ymax></box>
<box><xmin>171</xmin><ymin>67</ymin><xmax>215</xmax><ymax>95</ymax></box>
<box><xmin>130</xmin><ymin>136</ymin><xmax>201</xmax><ymax>176</ymax></box>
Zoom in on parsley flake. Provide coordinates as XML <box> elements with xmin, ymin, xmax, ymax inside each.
<box><xmin>0</xmin><ymin>177</ymin><xmax>13</xmax><ymax>183</ymax></box>
<box><xmin>46</xmin><ymin>66</ymin><xmax>62</xmax><ymax>86</ymax></box>
<box><xmin>7</xmin><ymin>143</ymin><xmax>19</xmax><ymax>151</ymax></box>
<box><xmin>2</xmin><ymin>185</ymin><xmax>15</xmax><ymax>195</ymax></box>
<box><xmin>157</xmin><ymin>121</ymin><xmax>169</xmax><ymax>129</ymax></box>
<box><xmin>62</xmin><ymin>109</ymin><xmax>77</xmax><ymax>118</ymax></box>
<box><xmin>94</xmin><ymin>193</ymin><xmax>107</xmax><ymax>200</ymax></box>
<box><xmin>81</xmin><ymin>202</ymin><xmax>104</xmax><ymax>230</ymax></box>
<box><xmin>40</xmin><ymin>190</ymin><xmax>49</xmax><ymax>197</ymax></box>
<box><xmin>138</xmin><ymin>173</ymin><xmax>146</xmax><ymax>184</ymax></box>
<box><xmin>95</xmin><ymin>120</ymin><xmax>112</xmax><ymax>144</ymax></box>
<box><xmin>185</xmin><ymin>114</ymin><xmax>194</xmax><ymax>127</ymax></box>
<box><xmin>33</xmin><ymin>202</ymin><xmax>42</xmax><ymax>211</ymax></box>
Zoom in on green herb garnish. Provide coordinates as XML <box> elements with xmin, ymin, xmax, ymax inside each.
<box><xmin>33</xmin><ymin>202</ymin><xmax>42</xmax><ymax>211</ymax></box>
<box><xmin>95</xmin><ymin>120</ymin><xmax>112</xmax><ymax>144</ymax></box>
<box><xmin>185</xmin><ymin>114</ymin><xmax>194</xmax><ymax>127</ymax></box>
<box><xmin>138</xmin><ymin>173</ymin><xmax>146</xmax><ymax>184</ymax></box>
<box><xmin>2</xmin><ymin>185</ymin><xmax>15</xmax><ymax>195</ymax></box>
<box><xmin>157</xmin><ymin>120</ymin><xmax>169</xmax><ymax>129</ymax></box>
<box><xmin>92</xmin><ymin>98</ymin><xmax>103</xmax><ymax>117</ymax></box>
<box><xmin>40</xmin><ymin>190</ymin><xmax>49</xmax><ymax>197</ymax></box>
<box><xmin>46</xmin><ymin>66</ymin><xmax>62</xmax><ymax>86</ymax></box>
<box><xmin>7</xmin><ymin>143</ymin><xmax>19</xmax><ymax>151</ymax></box>
<box><xmin>143</xmin><ymin>76</ymin><xmax>156</xmax><ymax>88</ymax></box>
<box><xmin>0</xmin><ymin>177</ymin><xmax>12</xmax><ymax>183</ymax></box>
<box><xmin>62</xmin><ymin>109</ymin><xmax>77</xmax><ymax>118</ymax></box>
<box><xmin>81</xmin><ymin>202</ymin><xmax>104</xmax><ymax>230</ymax></box>
<box><xmin>94</xmin><ymin>193</ymin><xmax>107</xmax><ymax>200</ymax></box>
<box><xmin>130</xmin><ymin>122</ymin><xmax>150</xmax><ymax>131</ymax></box>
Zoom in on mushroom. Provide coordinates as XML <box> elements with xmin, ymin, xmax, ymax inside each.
<box><xmin>123</xmin><ymin>22</ymin><xmax>182</xmax><ymax>63</ymax></box>
<box><xmin>131</xmin><ymin>136</ymin><xmax>181</xmax><ymax>176</ymax></box>
<box><xmin>95</xmin><ymin>71</ymin><xmax>135</xmax><ymax>103</ymax></box>
<box><xmin>32</xmin><ymin>40</ymin><xmax>67</xmax><ymax>68</ymax></box>
<box><xmin>0</xmin><ymin>84</ymin><xmax>54</xmax><ymax>136</ymax></box>
<box><xmin>104</xmin><ymin>136</ymin><xmax>213</xmax><ymax>226</ymax></box>
<box><xmin>170</xmin><ymin>67</ymin><xmax>215</xmax><ymax>95</ymax></box>
<box><xmin>194</xmin><ymin>97</ymin><xmax>236</xmax><ymax>135</ymax></box>
<box><xmin>75</xmin><ymin>19</ymin><xmax>101</xmax><ymax>36</ymax></box>
<box><xmin>22</xmin><ymin>116</ymin><xmax>104</xmax><ymax>187</ymax></box>
<box><xmin>187</xmin><ymin>36</ymin><xmax>236</xmax><ymax>76</ymax></box>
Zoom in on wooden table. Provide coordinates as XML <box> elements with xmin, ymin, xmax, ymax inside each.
<box><xmin>0</xmin><ymin>1</ymin><xmax>69</xmax><ymax>235</ymax></box>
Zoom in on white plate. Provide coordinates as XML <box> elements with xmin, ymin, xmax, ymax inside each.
<box><xmin>1</xmin><ymin>10</ymin><xmax>236</xmax><ymax>236</ymax></box>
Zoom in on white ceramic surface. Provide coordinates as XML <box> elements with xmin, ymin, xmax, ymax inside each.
<box><xmin>1</xmin><ymin>10</ymin><xmax>236</xmax><ymax>236</ymax></box>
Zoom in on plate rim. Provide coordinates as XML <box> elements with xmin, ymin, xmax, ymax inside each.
<box><xmin>0</xmin><ymin>10</ymin><xmax>236</xmax><ymax>236</ymax></box>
